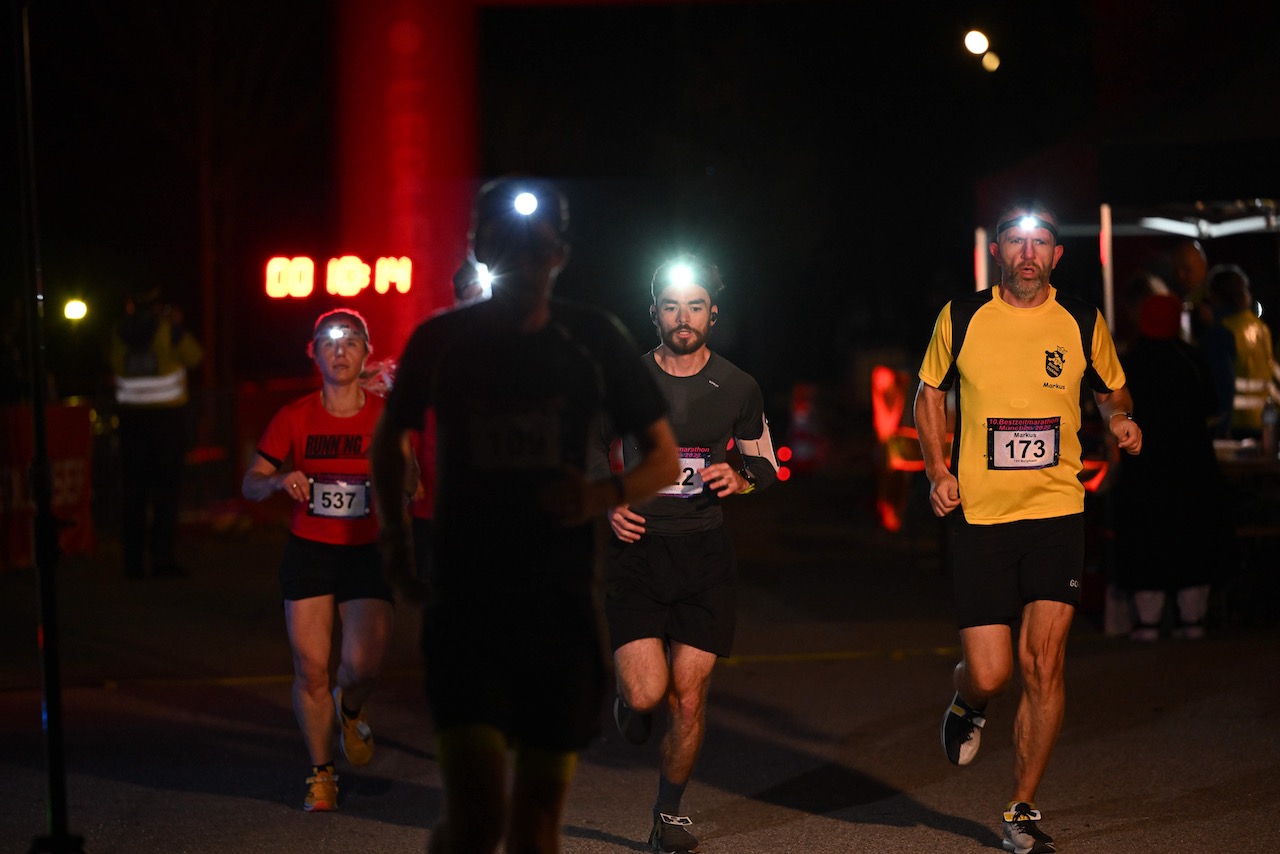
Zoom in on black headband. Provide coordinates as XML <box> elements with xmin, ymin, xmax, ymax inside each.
<box><xmin>996</xmin><ymin>215</ymin><xmax>1059</xmax><ymax>240</ymax></box>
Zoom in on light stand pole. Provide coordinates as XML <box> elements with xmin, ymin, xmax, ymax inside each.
<box><xmin>13</xmin><ymin>1</ymin><xmax>85</xmax><ymax>851</ymax></box>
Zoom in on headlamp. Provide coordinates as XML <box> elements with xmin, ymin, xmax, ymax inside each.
<box><xmin>996</xmin><ymin>215</ymin><xmax>1059</xmax><ymax>241</ymax></box>
<box><xmin>513</xmin><ymin>192</ymin><xmax>538</xmax><ymax>216</ymax></box>
<box><xmin>667</xmin><ymin>262</ymin><xmax>696</xmax><ymax>289</ymax></box>
<box><xmin>317</xmin><ymin>324</ymin><xmax>365</xmax><ymax>344</ymax></box>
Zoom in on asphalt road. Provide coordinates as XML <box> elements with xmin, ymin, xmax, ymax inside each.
<box><xmin>2</xmin><ymin>471</ymin><xmax>1278</xmax><ymax>853</ymax></box>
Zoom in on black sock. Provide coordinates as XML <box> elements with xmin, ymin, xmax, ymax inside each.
<box><xmin>654</xmin><ymin>774</ymin><xmax>688</xmax><ymax>818</ymax></box>
<box><xmin>312</xmin><ymin>762</ymin><xmax>334</xmax><ymax>776</ymax></box>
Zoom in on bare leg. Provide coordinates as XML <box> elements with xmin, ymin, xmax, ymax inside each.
<box><xmin>1012</xmin><ymin>599</ymin><xmax>1074</xmax><ymax>803</ymax></box>
<box><xmin>334</xmin><ymin>597</ymin><xmax>394</xmax><ymax>711</ymax></box>
<box><xmin>429</xmin><ymin>724</ymin><xmax>508</xmax><ymax>854</ymax></box>
<box><xmin>284</xmin><ymin>596</ymin><xmax>338</xmax><ymax>765</ymax></box>
<box><xmin>508</xmin><ymin>746</ymin><xmax>575</xmax><ymax>854</ymax></box>
<box><xmin>954</xmin><ymin>623</ymin><xmax>1014</xmax><ymax>706</ymax></box>
<box><xmin>660</xmin><ymin>642</ymin><xmax>716</xmax><ymax>786</ymax></box>
<box><xmin>615</xmin><ymin>637</ymin><xmax>671</xmax><ymax>713</ymax></box>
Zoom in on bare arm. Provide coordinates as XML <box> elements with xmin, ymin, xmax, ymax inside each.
<box><xmin>369</xmin><ymin>414</ymin><xmax>425</xmax><ymax>601</ymax></box>
<box><xmin>1095</xmin><ymin>385</ymin><xmax>1143</xmax><ymax>455</ymax></box>
<box><xmin>242</xmin><ymin>454</ymin><xmax>309</xmax><ymax>504</ymax></box>
<box><xmin>913</xmin><ymin>381</ymin><xmax>960</xmax><ymax>517</ymax></box>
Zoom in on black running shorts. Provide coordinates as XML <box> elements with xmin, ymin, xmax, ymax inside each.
<box><xmin>278</xmin><ymin>533</ymin><xmax>394</xmax><ymax>604</ymax></box>
<box><xmin>604</xmin><ymin>526</ymin><xmax>738</xmax><ymax>657</ymax></box>
<box><xmin>945</xmin><ymin>511</ymin><xmax>1084</xmax><ymax>628</ymax></box>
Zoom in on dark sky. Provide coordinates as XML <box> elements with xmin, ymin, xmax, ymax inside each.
<box><xmin>4</xmin><ymin>0</ymin><xmax>1275</xmax><ymax>414</ymax></box>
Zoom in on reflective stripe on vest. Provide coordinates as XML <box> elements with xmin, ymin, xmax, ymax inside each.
<box><xmin>1234</xmin><ymin>377</ymin><xmax>1268</xmax><ymax>412</ymax></box>
<box><xmin>116</xmin><ymin>368</ymin><xmax>187</xmax><ymax>405</ymax></box>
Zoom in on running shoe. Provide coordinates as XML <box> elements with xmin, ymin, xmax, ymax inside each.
<box><xmin>650</xmin><ymin>812</ymin><xmax>700</xmax><ymax>853</ymax></box>
<box><xmin>1002</xmin><ymin>802</ymin><xmax>1055</xmax><ymax>853</ymax></box>
<box><xmin>614</xmin><ymin>694</ymin><xmax>653</xmax><ymax>746</ymax></box>
<box><xmin>941</xmin><ymin>692</ymin><xmax>986</xmax><ymax>766</ymax></box>
<box><xmin>333</xmin><ymin>686</ymin><xmax>374</xmax><ymax>765</ymax></box>
<box><xmin>303</xmin><ymin>768</ymin><xmax>338</xmax><ymax>812</ymax></box>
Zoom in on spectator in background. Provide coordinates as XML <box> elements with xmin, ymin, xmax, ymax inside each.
<box><xmin>1208</xmin><ymin>264</ymin><xmax>1280</xmax><ymax>440</ymax></box>
<box><xmin>1114</xmin><ymin>272</ymin><xmax>1170</xmax><ymax>356</ymax></box>
<box><xmin>1111</xmin><ymin>293</ymin><xmax>1235</xmax><ymax>640</ymax></box>
<box><xmin>110</xmin><ymin>286</ymin><xmax>203</xmax><ymax>579</ymax></box>
<box><xmin>1165</xmin><ymin>238</ymin><xmax>1212</xmax><ymax>343</ymax></box>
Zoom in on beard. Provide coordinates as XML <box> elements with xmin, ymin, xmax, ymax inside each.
<box><xmin>1000</xmin><ymin>261</ymin><xmax>1051</xmax><ymax>302</ymax></box>
<box><xmin>662</xmin><ymin>325</ymin><xmax>708</xmax><ymax>354</ymax></box>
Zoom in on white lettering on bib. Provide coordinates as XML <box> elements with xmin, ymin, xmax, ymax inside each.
<box><xmin>308</xmin><ymin>475</ymin><xmax>371</xmax><ymax>518</ymax></box>
<box><xmin>987</xmin><ymin>417</ymin><xmax>1060</xmax><ymax>470</ymax></box>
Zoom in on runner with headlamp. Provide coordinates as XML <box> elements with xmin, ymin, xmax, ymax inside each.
<box><xmin>914</xmin><ymin>199</ymin><xmax>1141</xmax><ymax>853</ymax></box>
<box><xmin>594</xmin><ymin>253</ymin><xmax>779</xmax><ymax>854</ymax></box>
<box><xmin>242</xmin><ymin>308</ymin><xmax>397</xmax><ymax>812</ymax></box>
<box><xmin>371</xmin><ymin>177</ymin><xmax>678</xmax><ymax>854</ymax></box>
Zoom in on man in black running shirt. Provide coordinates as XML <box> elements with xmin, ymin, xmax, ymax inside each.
<box><xmin>371</xmin><ymin>177</ymin><xmax>679</xmax><ymax>854</ymax></box>
<box><xmin>592</xmin><ymin>254</ymin><xmax>779</xmax><ymax>853</ymax></box>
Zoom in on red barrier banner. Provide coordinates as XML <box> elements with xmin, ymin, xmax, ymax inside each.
<box><xmin>0</xmin><ymin>404</ymin><xmax>95</xmax><ymax>572</ymax></box>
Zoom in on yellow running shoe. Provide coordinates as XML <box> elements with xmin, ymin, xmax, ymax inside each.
<box><xmin>303</xmin><ymin>768</ymin><xmax>338</xmax><ymax>812</ymax></box>
<box><xmin>333</xmin><ymin>687</ymin><xmax>374</xmax><ymax>765</ymax></box>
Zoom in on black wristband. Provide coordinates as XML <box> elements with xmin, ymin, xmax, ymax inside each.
<box><xmin>610</xmin><ymin>474</ymin><xmax>626</xmax><ymax>504</ymax></box>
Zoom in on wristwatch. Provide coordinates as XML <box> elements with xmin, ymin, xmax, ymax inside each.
<box><xmin>739</xmin><ymin>468</ymin><xmax>757</xmax><ymax>494</ymax></box>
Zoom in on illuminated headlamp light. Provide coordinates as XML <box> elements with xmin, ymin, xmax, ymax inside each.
<box><xmin>666</xmin><ymin>262</ymin><xmax>696</xmax><ymax>288</ymax></box>
<box><xmin>996</xmin><ymin>215</ymin><xmax>1059</xmax><ymax>241</ymax></box>
<box><xmin>513</xmin><ymin>192</ymin><xmax>538</xmax><ymax>216</ymax></box>
<box><xmin>318</xmin><ymin>324</ymin><xmax>365</xmax><ymax>343</ymax></box>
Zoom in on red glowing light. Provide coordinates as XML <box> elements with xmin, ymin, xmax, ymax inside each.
<box><xmin>265</xmin><ymin>255</ymin><xmax>415</xmax><ymax>299</ymax></box>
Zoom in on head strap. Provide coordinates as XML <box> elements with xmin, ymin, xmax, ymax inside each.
<box><xmin>996</xmin><ymin>214</ymin><xmax>1058</xmax><ymax>240</ymax></box>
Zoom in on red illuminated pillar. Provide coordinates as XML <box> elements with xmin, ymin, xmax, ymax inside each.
<box><xmin>337</xmin><ymin>0</ymin><xmax>477</xmax><ymax>359</ymax></box>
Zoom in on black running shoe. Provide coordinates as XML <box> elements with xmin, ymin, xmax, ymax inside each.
<box><xmin>614</xmin><ymin>694</ymin><xmax>652</xmax><ymax>746</ymax></box>
<box><xmin>1002</xmin><ymin>802</ymin><xmax>1055</xmax><ymax>854</ymax></box>
<box><xmin>941</xmin><ymin>692</ymin><xmax>985</xmax><ymax>766</ymax></box>
<box><xmin>650</xmin><ymin>812</ymin><xmax>699</xmax><ymax>853</ymax></box>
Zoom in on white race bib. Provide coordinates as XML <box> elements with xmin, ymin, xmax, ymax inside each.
<box><xmin>658</xmin><ymin>449</ymin><xmax>711</xmax><ymax>497</ymax></box>
<box><xmin>987</xmin><ymin>417</ymin><xmax>1060</xmax><ymax>470</ymax></box>
<box><xmin>308</xmin><ymin>475</ymin><xmax>371</xmax><ymax>518</ymax></box>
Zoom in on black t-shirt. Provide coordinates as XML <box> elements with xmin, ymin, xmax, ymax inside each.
<box><xmin>608</xmin><ymin>350</ymin><xmax>778</xmax><ymax>535</ymax></box>
<box><xmin>384</xmin><ymin>297</ymin><xmax>668</xmax><ymax>599</ymax></box>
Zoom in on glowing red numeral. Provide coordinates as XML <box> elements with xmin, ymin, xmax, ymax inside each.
<box><xmin>265</xmin><ymin>257</ymin><xmax>315</xmax><ymax>298</ymax></box>
<box><xmin>373</xmin><ymin>256</ymin><xmax>412</xmax><ymax>294</ymax></box>
<box><xmin>326</xmin><ymin>256</ymin><xmax>372</xmax><ymax>297</ymax></box>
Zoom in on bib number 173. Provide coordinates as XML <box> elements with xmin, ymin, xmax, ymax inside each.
<box><xmin>987</xmin><ymin>417</ymin><xmax>1060</xmax><ymax>470</ymax></box>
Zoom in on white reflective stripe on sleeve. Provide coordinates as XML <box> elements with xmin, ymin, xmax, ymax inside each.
<box><xmin>736</xmin><ymin>417</ymin><xmax>779</xmax><ymax>474</ymax></box>
<box><xmin>116</xmin><ymin>368</ymin><xmax>187</xmax><ymax>405</ymax></box>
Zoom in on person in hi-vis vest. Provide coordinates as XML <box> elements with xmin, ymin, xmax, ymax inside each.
<box><xmin>110</xmin><ymin>285</ymin><xmax>203</xmax><ymax>579</ymax></box>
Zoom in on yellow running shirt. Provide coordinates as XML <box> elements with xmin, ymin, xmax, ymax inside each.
<box><xmin>918</xmin><ymin>286</ymin><xmax>1126</xmax><ymax>524</ymax></box>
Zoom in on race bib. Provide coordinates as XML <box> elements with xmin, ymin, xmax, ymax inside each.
<box><xmin>470</xmin><ymin>412</ymin><xmax>560</xmax><ymax>470</ymax></box>
<box><xmin>987</xmin><ymin>417</ymin><xmax>1060</xmax><ymax>470</ymax></box>
<box><xmin>308</xmin><ymin>475</ymin><xmax>371</xmax><ymax>518</ymax></box>
<box><xmin>658</xmin><ymin>449</ymin><xmax>711</xmax><ymax>497</ymax></box>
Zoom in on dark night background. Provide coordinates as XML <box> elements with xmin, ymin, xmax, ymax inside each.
<box><xmin>3</xmin><ymin>0</ymin><xmax>1278</xmax><ymax>438</ymax></box>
